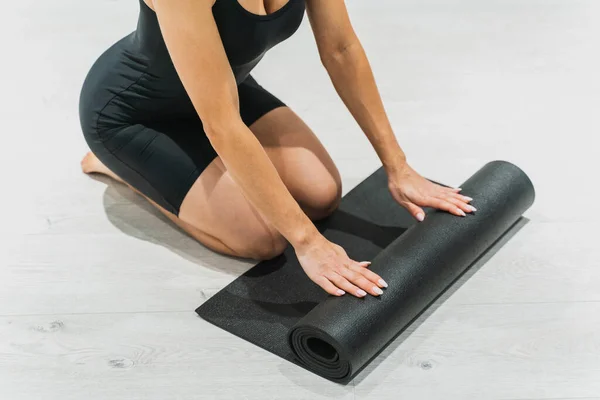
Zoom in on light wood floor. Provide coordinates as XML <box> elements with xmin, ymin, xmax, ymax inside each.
<box><xmin>2</xmin><ymin>0</ymin><xmax>599</xmax><ymax>398</ymax></box>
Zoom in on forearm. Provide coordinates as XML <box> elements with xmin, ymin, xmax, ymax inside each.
<box><xmin>322</xmin><ymin>40</ymin><xmax>407</xmax><ymax>175</ymax></box>
<box><xmin>207</xmin><ymin>120</ymin><xmax>321</xmax><ymax>249</ymax></box>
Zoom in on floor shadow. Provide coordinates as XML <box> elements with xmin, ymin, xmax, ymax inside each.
<box><xmin>95</xmin><ymin>175</ymin><xmax>253</xmax><ymax>276</ymax></box>
<box><xmin>95</xmin><ymin>167</ymin><xmax>410</xmax><ymax>276</ymax></box>
<box><xmin>315</xmin><ymin>209</ymin><xmax>410</xmax><ymax>249</ymax></box>
<box><xmin>95</xmin><ymin>172</ymin><xmax>409</xmax><ymax>278</ymax></box>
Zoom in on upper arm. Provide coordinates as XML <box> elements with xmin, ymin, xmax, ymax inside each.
<box><xmin>152</xmin><ymin>0</ymin><xmax>240</xmax><ymax>134</ymax></box>
<box><xmin>305</xmin><ymin>0</ymin><xmax>358</xmax><ymax>61</ymax></box>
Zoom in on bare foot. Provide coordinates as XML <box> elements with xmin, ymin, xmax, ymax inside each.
<box><xmin>81</xmin><ymin>151</ymin><xmax>124</xmax><ymax>183</ymax></box>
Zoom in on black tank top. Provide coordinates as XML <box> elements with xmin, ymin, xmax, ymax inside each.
<box><xmin>136</xmin><ymin>0</ymin><xmax>306</xmax><ymax>85</ymax></box>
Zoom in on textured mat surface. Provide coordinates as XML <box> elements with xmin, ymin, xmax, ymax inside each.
<box><xmin>196</xmin><ymin>160</ymin><xmax>535</xmax><ymax>383</ymax></box>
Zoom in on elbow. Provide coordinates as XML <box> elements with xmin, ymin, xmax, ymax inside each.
<box><xmin>319</xmin><ymin>39</ymin><xmax>361</xmax><ymax>68</ymax></box>
<box><xmin>193</xmin><ymin>92</ymin><xmax>244</xmax><ymax>141</ymax></box>
<box><xmin>202</xmin><ymin>114</ymin><xmax>245</xmax><ymax>144</ymax></box>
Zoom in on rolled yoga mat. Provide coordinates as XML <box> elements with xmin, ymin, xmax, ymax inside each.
<box><xmin>196</xmin><ymin>160</ymin><xmax>535</xmax><ymax>383</ymax></box>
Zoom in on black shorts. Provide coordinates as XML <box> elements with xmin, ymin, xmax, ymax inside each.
<box><xmin>79</xmin><ymin>33</ymin><xmax>285</xmax><ymax>216</ymax></box>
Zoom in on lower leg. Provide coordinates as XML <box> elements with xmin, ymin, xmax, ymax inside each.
<box><xmin>151</xmin><ymin>199</ymin><xmax>245</xmax><ymax>258</ymax></box>
<box><xmin>81</xmin><ymin>151</ymin><xmax>259</xmax><ymax>259</ymax></box>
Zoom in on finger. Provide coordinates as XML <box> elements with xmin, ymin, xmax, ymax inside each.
<box><xmin>446</xmin><ymin>191</ymin><xmax>474</xmax><ymax>204</ymax></box>
<box><xmin>351</xmin><ymin>262</ymin><xmax>388</xmax><ymax>288</ymax></box>
<box><xmin>441</xmin><ymin>195</ymin><xmax>476</xmax><ymax>214</ymax></box>
<box><xmin>313</xmin><ymin>275</ymin><xmax>346</xmax><ymax>296</ymax></box>
<box><xmin>403</xmin><ymin>201</ymin><xmax>426</xmax><ymax>222</ymax></box>
<box><xmin>435</xmin><ymin>185</ymin><xmax>462</xmax><ymax>193</ymax></box>
<box><xmin>426</xmin><ymin>197</ymin><xmax>466</xmax><ymax>217</ymax></box>
<box><xmin>339</xmin><ymin>267</ymin><xmax>383</xmax><ymax>297</ymax></box>
<box><xmin>327</xmin><ymin>272</ymin><xmax>367</xmax><ymax>298</ymax></box>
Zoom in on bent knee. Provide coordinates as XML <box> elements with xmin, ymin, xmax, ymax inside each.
<box><xmin>301</xmin><ymin>177</ymin><xmax>342</xmax><ymax>220</ymax></box>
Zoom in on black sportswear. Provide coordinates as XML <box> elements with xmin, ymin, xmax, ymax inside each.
<box><xmin>79</xmin><ymin>0</ymin><xmax>305</xmax><ymax>215</ymax></box>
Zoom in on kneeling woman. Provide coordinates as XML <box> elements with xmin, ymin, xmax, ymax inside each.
<box><xmin>79</xmin><ymin>0</ymin><xmax>474</xmax><ymax>299</ymax></box>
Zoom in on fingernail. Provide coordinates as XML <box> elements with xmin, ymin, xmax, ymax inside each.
<box><xmin>361</xmin><ymin>261</ymin><xmax>372</xmax><ymax>265</ymax></box>
<box><xmin>337</xmin><ymin>289</ymin><xmax>345</xmax><ymax>295</ymax></box>
<box><xmin>464</xmin><ymin>196</ymin><xmax>473</xmax><ymax>201</ymax></box>
<box><xmin>416</xmin><ymin>213</ymin><xmax>425</xmax><ymax>222</ymax></box>
<box><xmin>373</xmin><ymin>286</ymin><xmax>383</xmax><ymax>295</ymax></box>
<box><xmin>456</xmin><ymin>188</ymin><xmax>463</xmax><ymax>192</ymax></box>
<box><xmin>468</xmin><ymin>205</ymin><xmax>477</xmax><ymax>212</ymax></box>
<box><xmin>459</xmin><ymin>210</ymin><xmax>466</xmax><ymax>217</ymax></box>
<box><xmin>357</xmin><ymin>289</ymin><xmax>367</xmax><ymax>297</ymax></box>
<box><xmin>378</xmin><ymin>279</ymin><xmax>388</xmax><ymax>288</ymax></box>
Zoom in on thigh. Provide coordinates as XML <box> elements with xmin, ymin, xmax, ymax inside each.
<box><xmin>87</xmin><ymin>117</ymin><xmax>284</xmax><ymax>258</ymax></box>
<box><xmin>178</xmin><ymin>156</ymin><xmax>288</xmax><ymax>258</ymax></box>
<box><xmin>87</xmin><ymin>75</ymin><xmax>341</xmax><ymax>257</ymax></box>
<box><xmin>237</xmin><ymin>76</ymin><xmax>342</xmax><ymax>213</ymax></box>
<box><xmin>86</xmin><ymin>118</ymin><xmax>217</xmax><ymax>216</ymax></box>
<box><xmin>177</xmin><ymin>104</ymin><xmax>343</xmax><ymax>255</ymax></box>
<box><xmin>248</xmin><ymin>106</ymin><xmax>343</xmax><ymax>214</ymax></box>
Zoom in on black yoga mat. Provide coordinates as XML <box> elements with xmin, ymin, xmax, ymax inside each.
<box><xmin>196</xmin><ymin>160</ymin><xmax>535</xmax><ymax>383</ymax></box>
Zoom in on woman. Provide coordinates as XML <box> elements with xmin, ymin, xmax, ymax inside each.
<box><xmin>79</xmin><ymin>0</ymin><xmax>475</xmax><ymax>299</ymax></box>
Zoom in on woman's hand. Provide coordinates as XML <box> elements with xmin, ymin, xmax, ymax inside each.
<box><xmin>387</xmin><ymin>162</ymin><xmax>476</xmax><ymax>221</ymax></box>
<box><xmin>295</xmin><ymin>235</ymin><xmax>387</xmax><ymax>298</ymax></box>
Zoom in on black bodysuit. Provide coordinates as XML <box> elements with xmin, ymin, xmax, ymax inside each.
<box><xmin>79</xmin><ymin>0</ymin><xmax>305</xmax><ymax>215</ymax></box>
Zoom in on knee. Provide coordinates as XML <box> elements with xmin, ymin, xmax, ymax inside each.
<box><xmin>238</xmin><ymin>228</ymin><xmax>289</xmax><ymax>261</ymax></box>
<box><xmin>302</xmin><ymin>176</ymin><xmax>342</xmax><ymax>220</ymax></box>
